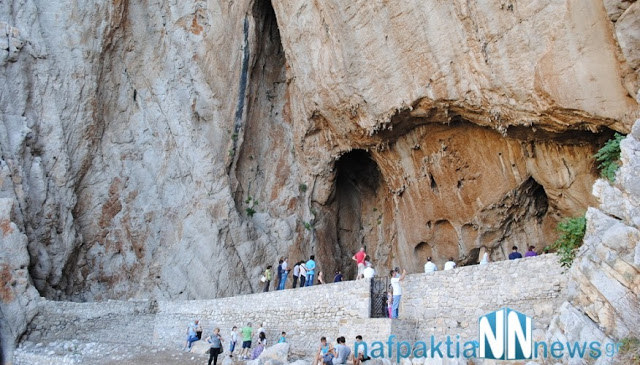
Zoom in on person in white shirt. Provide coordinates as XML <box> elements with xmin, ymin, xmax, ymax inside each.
<box><xmin>479</xmin><ymin>252</ymin><xmax>489</xmax><ymax>265</ymax></box>
<box><xmin>279</xmin><ymin>258</ymin><xmax>289</xmax><ymax>290</ymax></box>
<box><xmin>298</xmin><ymin>263</ymin><xmax>307</xmax><ymax>287</ymax></box>
<box><xmin>292</xmin><ymin>262</ymin><xmax>301</xmax><ymax>288</ymax></box>
<box><xmin>424</xmin><ymin>257</ymin><xmax>437</xmax><ymax>273</ymax></box>
<box><xmin>363</xmin><ymin>262</ymin><xmax>375</xmax><ymax>279</ymax></box>
<box><xmin>444</xmin><ymin>258</ymin><xmax>456</xmax><ymax>270</ymax></box>
<box><xmin>389</xmin><ymin>268</ymin><xmax>407</xmax><ymax>319</ymax></box>
<box><xmin>229</xmin><ymin>326</ymin><xmax>239</xmax><ymax>357</ymax></box>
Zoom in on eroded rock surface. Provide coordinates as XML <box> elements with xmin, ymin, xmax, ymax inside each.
<box><xmin>0</xmin><ymin>198</ymin><xmax>40</xmax><ymax>364</ymax></box>
<box><xmin>546</xmin><ymin>121</ymin><xmax>640</xmax><ymax>362</ymax></box>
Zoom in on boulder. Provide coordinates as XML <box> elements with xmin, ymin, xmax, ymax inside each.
<box><xmin>247</xmin><ymin>343</ymin><xmax>289</xmax><ymax>365</ymax></box>
<box><xmin>190</xmin><ymin>340</ymin><xmax>211</xmax><ymax>355</ymax></box>
<box><xmin>288</xmin><ymin>360</ymin><xmax>309</xmax><ymax>365</ymax></box>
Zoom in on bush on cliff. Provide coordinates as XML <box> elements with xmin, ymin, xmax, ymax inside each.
<box><xmin>547</xmin><ymin>215</ymin><xmax>587</xmax><ymax>268</ymax></box>
<box><xmin>594</xmin><ymin>133</ymin><xmax>625</xmax><ymax>182</ymax></box>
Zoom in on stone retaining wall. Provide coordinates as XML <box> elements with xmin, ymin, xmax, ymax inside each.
<box><xmin>25</xmin><ymin>300</ymin><xmax>158</xmax><ymax>344</ymax></box>
<box><xmin>23</xmin><ymin>254</ymin><xmax>567</xmax><ymax>358</ymax></box>
<box><xmin>153</xmin><ymin>279</ymin><xmax>371</xmax><ymax>355</ymax></box>
<box><xmin>402</xmin><ymin>254</ymin><xmax>566</xmax><ymax>340</ymax></box>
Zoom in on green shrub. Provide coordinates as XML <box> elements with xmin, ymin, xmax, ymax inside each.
<box><xmin>246</xmin><ymin>207</ymin><xmax>256</xmax><ymax>217</ymax></box>
<box><xmin>547</xmin><ymin>215</ymin><xmax>587</xmax><ymax>268</ymax></box>
<box><xmin>618</xmin><ymin>338</ymin><xmax>640</xmax><ymax>365</ymax></box>
<box><xmin>594</xmin><ymin>133</ymin><xmax>625</xmax><ymax>182</ymax></box>
<box><xmin>299</xmin><ymin>183</ymin><xmax>308</xmax><ymax>193</ymax></box>
<box><xmin>303</xmin><ymin>221</ymin><xmax>313</xmax><ymax>231</ymax></box>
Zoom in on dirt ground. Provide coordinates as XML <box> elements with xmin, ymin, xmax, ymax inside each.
<box><xmin>92</xmin><ymin>349</ymin><xmax>224</xmax><ymax>365</ymax></box>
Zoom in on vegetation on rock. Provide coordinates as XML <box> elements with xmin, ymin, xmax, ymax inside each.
<box><xmin>547</xmin><ymin>215</ymin><xmax>587</xmax><ymax>268</ymax></box>
<box><xmin>618</xmin><ymin>337</ymin><xmax>640</xmax><ymax>365</ymax></box>
<box><xmin>594</xmin><ymin>133</ymin><xmax>625</xmax><ymax>182</ymax></box>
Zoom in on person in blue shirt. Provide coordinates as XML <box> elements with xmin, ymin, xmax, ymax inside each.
<box><xmin>278</xmin><ymin>332</ymin><xmax>287</xmax><ymax>343</ymax></box>
<box><xmin>508</xmin><ymin>246</ymin><xmax>522</xmax><ymax>260</ymax></box>
<box><xmin>183</xmin><ymin>319</ymin><xmax>202</xmax><ymax>351</ymax></box>
<box><xmin>333</xmin><ymin>270</ymin><xmax>343</xmax><ymax>282</ymax></box>
<box><xmin>305</xmin><ymin>255</ymin><xmax>316</xmax><ymax>286</ymax></box>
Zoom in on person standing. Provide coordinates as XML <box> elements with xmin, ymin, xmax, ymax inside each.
<box><xmin>363</xmin><ymin>262</ymin><xmax>375</xmax><ymax>279</ymax></box>
<box><xmin>479</xmin><ymin>251</ymin><xmax>490</xmax><ymax>265</ymax></box>
<box><xmin>333</xmin><ymin>270</ymin><xmax>343</xmax><ymax>282</ymax></box>
<box><xmin>263</xmin><ymin>265</ymin><xmax>272</xmax><ymax>292</ymax></box>
<box><xmin>444</xmin><ymin>258</ymin><xmax>456</xmax><ymax>270</ymax></box>
<box><xmin>525</xmin><ymin>246</ymin><xmax>537</xmax><ymax>257</ymax></box>
<box><xmin>299</xmin><ymin>262</ymin><xmax>307</xmax><ymax>287</ymax></box>
<box><xmin>240</xmin><ymin>322</ymin><xmax>253</xmax><ymax>360</ymax></box>
<box><xmin>279</xmin><ymin>258</ymin><xmax>289</xmax><ymax>290</ymax></box>
<box><xmin>276</xmin><ymin>258</ymin><xmax>283</xmax><ymax>290</ymax></box>
<box><xmin>424</xmin><ymin>257</ymin><xmax>437</xmax><ymax>273</ymax></box>
<box><xmin>305</xmin><ymin>255</ymin><xmax>316</xmax><ymax>287</ymax></box>
<box><xmin>292</xmin><ymin>262</ymin><xmax>301</xmax><ymax>288</ymax></box>
<box><xmin>509</xmin><ymin>246</ymin><xmax>523</xmax><ymax>260</ymax></box>
<box><xmin>229</xmin><ymin>326</ymin><xmax>238</xmax><ymax>358</ymax></box>
<box><xmin>387</xmin><ymin>287</ymin><xmax>393</xmax><ymax>318</ymax></box>
<box><xmin>389</xmin><ymin>268</ymin><xmax>406</xmax><ymax>319</ymax></box>
<box><xmin>317</xmin><ymin>271</ymin><xmax>325</xmax><ymax>285</ymax></box>
<box><xmin>205</xmin><ymin>328</ymin><xmax>224</xmax><ymax>365</ymax></box>
<box><xmin>352</xmin><ymin>247</ymin><xmax>367</xmax><ymax>280</ymax></box>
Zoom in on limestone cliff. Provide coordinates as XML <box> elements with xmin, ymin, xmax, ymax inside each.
<box><xmin>0</xmin><ymin>0</ymin><xmax>638</xmax><ymax>335</ymax></box>
<box><xmin>545</xmin><ymin>120</ymin><xmax>640</xmax><ymax>364</ymax></box>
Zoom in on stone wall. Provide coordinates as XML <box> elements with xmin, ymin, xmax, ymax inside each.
<box><xmin>25</xmin><ymin>300</ymin><xmax>157</xmax><ymax>345</ymax></box>
<box><xmin>23</xmin><ymin>254</ymin><xmax>567</xmax><ymax>358</ymax></box>
<box><xmin>402</xmin><ymin>254</ymin><xmax>566</xmax><ymax>340</ymax></box>
<box><xmin>152</xmin><ymin>280</ymin><xmax>371</xmax><ymax>355</ymax></box>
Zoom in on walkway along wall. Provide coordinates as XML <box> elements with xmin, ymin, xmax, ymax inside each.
<box><xmin>24</xmin><ymin>254</ymin><xmax>567</xmax><ymax>357</ymax></box>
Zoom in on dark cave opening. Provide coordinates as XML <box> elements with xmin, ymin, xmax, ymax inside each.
<box><xmin>334</xmin><ymin>150</ymin><xmax>381</xmax><ymax>279</ymax></box>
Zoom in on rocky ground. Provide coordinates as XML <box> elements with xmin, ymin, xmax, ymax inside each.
<box><xmin>14</xmin><ymin>340</ymin><xmax>207</xmax><ymax>364</ymax></box>
<box><xmin>14</xmin><ymin>341</ymin><xmax>302</xmax><ymax>365</ymax></box>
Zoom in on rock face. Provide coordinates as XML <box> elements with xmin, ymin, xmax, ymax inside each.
<box><xmin>545</xmin><ymin>121</ymin><xmax>640</xmax><ymax>361</ymax></box>
<box><xmin>0</xmin><ymin>199</ymin><xmax>40</xmax><ymax>363</ymax></box>
<box><xmin>0</xmin><ymin>0</ymin><xmax>639</xmax><ymax>356</ymax></box>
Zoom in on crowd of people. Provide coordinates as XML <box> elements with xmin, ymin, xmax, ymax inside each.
<box><xmin>182</xmin><ymin>245</ymin><xmax>541</xmax><ymax>362</ymax></box>
<box><xmin>184</xmin><ymin>322</ymin><xmax>374</xmax><ymax>365</ymax></box>
<box><xmin>183</xmin><ymin>321</ymin><xmax>289</xmax><ymax>364</ymax></box>
<box><xmin>423</xmin><ymin>245</ymin><xmax>538</xmax><ymax>273</ymax></box>
<box><xmin>262</xmin><ymin>255</ymin><xmax>318</xmax><ymax>292</ymax></box>
<box><xmin>259</xmin><ymin>245</ymin><xmax>538</xmax><ymax>320</ymax></box>
<box><xmin>263</xmin><ymin>247</ymin><xmax>379</xmax><ymax>293</ymax></box>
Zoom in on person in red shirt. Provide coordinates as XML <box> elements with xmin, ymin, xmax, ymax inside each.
<box><xmin>352</xmin><ymin>247</ymin><xmax>367</xmax><ymax>280</ymax></box>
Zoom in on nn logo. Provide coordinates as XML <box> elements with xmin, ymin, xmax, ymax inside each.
<box><xmin>478</xmin><ymin>307</ymin><xmax>532</xmax><ymax>360</ymax></box>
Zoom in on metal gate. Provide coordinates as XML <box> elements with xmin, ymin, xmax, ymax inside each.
<box><xmin>369</xmin><ymin>276</ymin><xmax>389</xmax><ymax>318</ymax></box>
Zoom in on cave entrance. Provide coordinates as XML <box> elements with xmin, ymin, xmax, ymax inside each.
<box><xmin>335</xmin><ymin>150</ymin><xmax>381</xmax><ymax>279</ymax></box>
